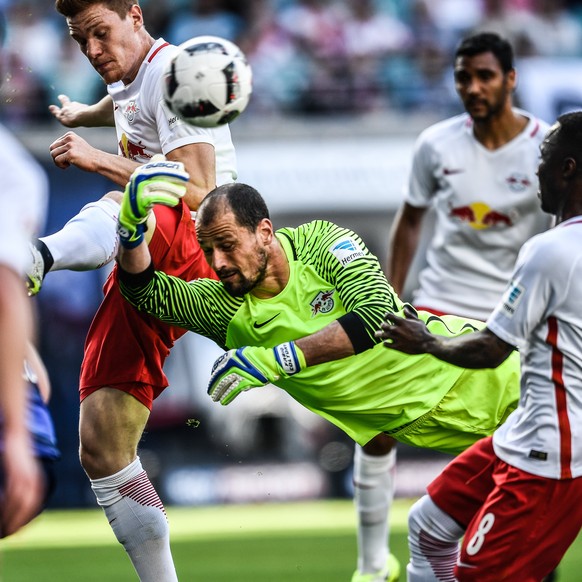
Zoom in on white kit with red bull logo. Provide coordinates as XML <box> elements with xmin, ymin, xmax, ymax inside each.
<box><xmin>109</xmin><ymin>38</ymin><xmax>237</xmax><ymax>187</ymax></box>
<box><xmin>404</xmin><ymin>109</ymin><xmax>552</xmax><ymax>320</ymax></box>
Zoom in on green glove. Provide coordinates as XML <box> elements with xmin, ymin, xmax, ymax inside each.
<box><xmin>118</xmin><ymin>154</ymin><xmax>189</xmax><ymax>248</ymax></box>
<box><xmin>207</xmin><ymin>342</ymin><xmax>306</xmax><ymax>405</ymax></box>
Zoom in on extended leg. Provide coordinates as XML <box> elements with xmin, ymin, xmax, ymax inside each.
<box><xmin>80</xmin><ymin>388</ymin><xmax>177</xmax><ymax>582</ymax></box>
<box><xmin>27</xmin><ymin>193</ymin><xmax>122</xmax><ymax>295</ymax></box>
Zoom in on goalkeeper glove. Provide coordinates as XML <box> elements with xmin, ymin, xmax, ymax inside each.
<box><xmin>117</xmin><ymin>154</ymin><xmax>190</xmax><ymax>248</ymax></box>
<box><xmin>207</xmin><ymin>342</ymin><xmax>306</xmax><ymax>405</ymax></box>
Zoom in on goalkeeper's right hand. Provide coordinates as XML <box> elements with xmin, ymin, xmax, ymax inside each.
<box><xmin>117</xmin><ymin>154</ymin><xmax>190</xmax><ymax>248</ymax></box>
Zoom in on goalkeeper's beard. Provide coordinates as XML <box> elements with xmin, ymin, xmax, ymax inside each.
<box><xmin>219</xmin><ymin>248</ymin><xmax>268</xmax><ymax>297</ymax></box>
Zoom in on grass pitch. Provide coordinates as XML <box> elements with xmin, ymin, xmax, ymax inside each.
<box><xmin>1</xmin><ymin>499</ymin><xmax>581</xmax><ymax>581</ymax></box>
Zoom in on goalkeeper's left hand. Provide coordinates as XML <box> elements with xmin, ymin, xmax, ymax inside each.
<box><xmin>118</xmin><ymin>154</ymin><xmax>190</xmax><ymax>248</ymax></box>
<box><xmin>208</xmin><ymin>343</ymin><xmax>306</xmax><ymax>405</ymax></box>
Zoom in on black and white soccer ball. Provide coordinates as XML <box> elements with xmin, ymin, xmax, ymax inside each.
<box><xmin>163</xmin><ymin>36</ymin><xmax>253</xmax><ymax>128</ymax></box>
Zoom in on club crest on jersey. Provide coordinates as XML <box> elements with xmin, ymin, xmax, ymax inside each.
<box><xmin>311</xmin><ymin>290</ymin><xmax>335</xmax><ymax>316</ymax></box>
<box><xmin>506</xmin><ymin>173</ymin><xmax>531</xmax><ymax>192</ymax></box>
<box><xmin>123</xmin><ymin>100</ymin><xmax>140</xmax><ymax>124</ymax></box>
<box><xmin>501</xmin><ymin>280</ymin><xmax>524</xmax><ymax>318</ymax></box>
<box><xmin>330</xmin><ymin>237</ymin><xmax>364</xmax><ymax>266</ymax></box>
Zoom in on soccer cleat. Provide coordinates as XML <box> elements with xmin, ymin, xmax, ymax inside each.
<box><xmin>351</xmin><ymin>553</ymin><xmax>401</xmax><ymax>582</ymax></box>
<box><xmin>26</xmin><ymin>240</ymin><xmax>53</xmax><ymax>296</ymax></box>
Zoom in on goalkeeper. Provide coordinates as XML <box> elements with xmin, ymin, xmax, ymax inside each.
<box><xmin>117</xmin><ymin>166</ymin><xmax>520</xmax><ymax>580</ymax></box>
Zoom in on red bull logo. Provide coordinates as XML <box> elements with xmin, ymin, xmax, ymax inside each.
<box><xmin>119</xmin><ymin>133</ymin><xmax>152</xmax><ymax>162</ymax></box>
<box><xmin>449</xmin><ymin>202</ymin><xmax>513</xmax><ymax>230</ymax></box>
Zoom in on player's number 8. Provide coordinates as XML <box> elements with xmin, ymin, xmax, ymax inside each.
<box><xmin>466</xmin><ymin>512</ymin><xmax>495</xmax><ymax>556</ymax></box>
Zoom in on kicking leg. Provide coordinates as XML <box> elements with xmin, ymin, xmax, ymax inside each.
<box><xmin>80</xmin><ymin>388</ymin><xmax>177</xmax><ymax>582</ymax></box>
<box><xmin>27</xmin><ymin>192</ymin><xmax>122</xmax><ymax>294</ymax></box>
<box><xmin>351</xmin><ymin>433</ymin><xmax>399</xmax><ymax>581</ymax></box>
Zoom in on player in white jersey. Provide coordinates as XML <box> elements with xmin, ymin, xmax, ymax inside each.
<box><xmin>108</xmin><ymin>37</ymin><xmax>236</xmax><ymax>189</ymax></box>
<box><xmin>387</xmin><ymin>33</ymin><xmax>551</xmax><ymax>319</ymax></box>
<box><xmin>351</xmin><ymin>33</ymin><xmax>551</xmax><ymax>582</ymax></box>
<box><xmin>0</xmin><ymin>120</ymin><xmax>47</xmax><ymax>538</ymax></box>
<box><xmin>34</xmin><ymin>10</ymin><xmax>236</xmax><ymax>285</ymax></box>
<box><xmin>25</xmin><ymin>1</ymin><xmax>236</xmax><ymax>580</ymax></box>
<box><xmin>378</xmin><ymin>110</ymin><xmax>582</xmax><ymax>581</ymax></box>
<box><xmin>401</xmin><ymin>108</ymin><xmax>549</xmax><ymax>320</ymax></box>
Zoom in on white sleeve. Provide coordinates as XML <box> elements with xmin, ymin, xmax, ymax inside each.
<box><xmin>156</xmin><ymin>97</ymin><xmax>218</xmax><ymax>155</ymax></box>
<box><xmin>405</xmin><ymin>133</ymin><xmax>437</xmax><ymax>208</ymax></box>
<box><xmin>486</xmin><ymin>236</ymin><xmax>553</xmax><ymax>349</ymax></box>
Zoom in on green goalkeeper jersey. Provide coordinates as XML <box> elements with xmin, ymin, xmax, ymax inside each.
<box><xmin>120</xmin><ymin>220</ymin><xmax>519</xmax><ymax>449</ymax></box>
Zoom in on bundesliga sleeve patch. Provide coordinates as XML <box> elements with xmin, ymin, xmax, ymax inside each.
<box><xmin>330</xmin><ymin>237</ymin><xmax>365</xmax><ymax>266</ymax></box>
<box><xmin>500</xmin><ymin>281</ymin><xmax>525</xmax><ymax>318</ymax></box>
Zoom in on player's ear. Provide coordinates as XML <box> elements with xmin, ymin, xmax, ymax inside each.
<box><xmin>504</xmin><ymin>67</ymin><xmax>517</xmax><ymax>93</ymax></box>
<box><xmin>258</xmin><ymin>218</ymin><xmax>273</xmax><ymax>245</ymax></box>
<box><xmin>563</xmin><ymin>157</ymin><xmax>578</xmax><ymax>179</ymax></box>
<box><xmin>507</xmin><ymin>68</ymin><xmax>517</xmax><ymax>93</ymax></box>
<box><xmin>129</xmin><ymin>4</ymin><xmax>143</xmax><ymax>29</ymax></box>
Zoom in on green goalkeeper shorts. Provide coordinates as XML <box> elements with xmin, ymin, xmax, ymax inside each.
<box><xmin>388</xmin><ymin>350</ymin><xmax>520</xmax><ymax>456</ymax></box>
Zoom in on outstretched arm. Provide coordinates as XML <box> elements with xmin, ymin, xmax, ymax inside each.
<box><xmin>295</xmin><ymin>320</ymin><xmax>354</xmax><ymax>365</ymax></box>
<box><xmin>376</xmin><ymin>305</ymin><xmax>514</xmax><ymax>368</ymax></box>
<box><xmin>49</xmin><ymin>132</ymin><xmax>143</xmax><ymax>188</ymax></box>
<box><xmin>49</xmin><ymin>94</ymin><xmax>216</xmax><ymax>210</ymax></box>
<box><xmin>166</xmin><ymin>143</ymin><xmax>217</xmax><ymax>212</ymax></box>
<box><xmin>49</xmin><ymin>128</ymin><xmax>215</xmax><ymax>209</ymax></box>
<box><xmin>49</xmin><ymin>94</ymin><xmax>115</xmax><ymax>128</ymax></box>
<box><xmin>116</xmin><ymin>156</ymin><xmax>189</xmax><ymax>265</ymax></box>
<box><xmin>206</xmin><ymin>320</ymin><xmax>356</xmax><ymax>405</ymax></box>
<box><xmin>209</xmin><ymin>220</ymin><xmax>401</xmax><ymax>406</ymax></box>
<box><xmin>117</xmin><ymin>236</ymin><xmax>152</xmax><ymax>274</ymax></box>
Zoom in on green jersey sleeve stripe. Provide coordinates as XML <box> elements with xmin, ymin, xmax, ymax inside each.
<box><xmin>120</xmin><ymin>271</ymin><xmax>243</xmax><ymax>349</ymax></box>
<box><xmin>283</xmin><ymin>221</ymin><xmax>402</xmax><ymax>344</ymax></box>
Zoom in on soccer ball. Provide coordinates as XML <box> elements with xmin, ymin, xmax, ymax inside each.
<box><xmin>163</xmin><ymin>36</ymin><xmax>253</xmax><ymax>128</ymax></box>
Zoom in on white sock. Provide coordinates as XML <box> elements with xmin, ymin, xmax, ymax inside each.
<box><xmin>407</xmin><ymin>495</ymin><xmax>464</xmax><ymax>582</ymax></box>
<box><xmin>41</xmin><ymin>198</ymin><xmax>119</xmax><ymax>272</ymax></box>
<box><xmin>90</xmin><ymin>457</ymin><xmax>178</xmax><ymax>582</ymax></box>
<box><xmin>353</xmin><ymin>445</ymin><xmax>397</xmax><ymax>574</ymax></box>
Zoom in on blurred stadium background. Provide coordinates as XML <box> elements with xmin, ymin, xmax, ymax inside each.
<box><xmin>3</xmin><ymin>0</ymin><xmax>582</xmax><ymax>574</ymax></box>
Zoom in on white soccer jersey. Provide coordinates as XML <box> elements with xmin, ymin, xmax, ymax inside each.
<box><xmin>0</xmin><ymin>124</ymin><xmax>48</xmax><ymax>276</ymax></box>
<box><xmin>487</xmin><ymin>217</ymin><xmax>582</xmax><ymax>479</ymax></box>
<box><xmin>406</xmin><ymin>110</ymin><xmax>552</xmax><ymax>320</ymax></box>
<box><xmin>109</xmin><ymin>38</ymin><xmax>237</xmax><ymax>187</ymax></box>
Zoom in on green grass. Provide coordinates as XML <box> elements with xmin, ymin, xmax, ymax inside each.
<box><xmin>1</xmin><ymin>499</ymin><xmax>581</xmax><ymax>581</ymax></box>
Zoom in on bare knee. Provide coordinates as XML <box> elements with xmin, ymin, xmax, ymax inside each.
<box><xmin>79</xmin><ymin>389</ymin><xmax>149</xmax><ymax>479</ymax></box>
<box><xmin>79</xmin><ymin>436</ymin><xmax>134</xmax><ymax>480</ymax></box>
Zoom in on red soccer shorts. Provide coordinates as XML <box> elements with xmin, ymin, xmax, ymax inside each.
<box><xmin>79</xmin><ymin>202</ymin><xmax>217</xmax><ymax>410</ymax></box>
<box><xmin>428</xmin><ymin>437</ymin><xmax>582</xmax><ymax>581</ymax></box>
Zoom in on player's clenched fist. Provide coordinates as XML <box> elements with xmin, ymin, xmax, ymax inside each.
<box><xmin>117</xmin><ymin>155</ymin><xmax>190</xmax><ymax>248</ymax></box>
<box><xmin>207</xmin><ymin>343</ymin><xmax>305</xmax><ymax>405</ymax></box>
